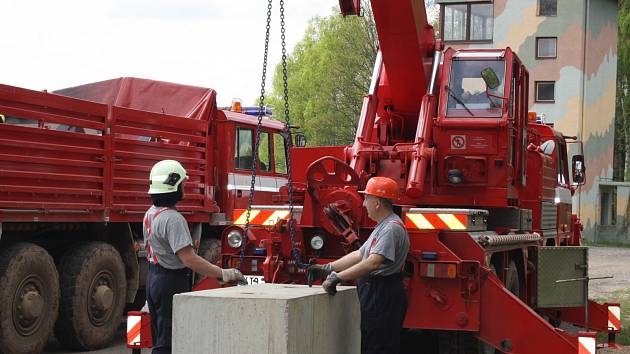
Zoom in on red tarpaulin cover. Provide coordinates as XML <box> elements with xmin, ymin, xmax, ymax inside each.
<box><xmin>55</xmin><ymin>77</ymin><xmax>216</xmax><ymax>120</ymax></box>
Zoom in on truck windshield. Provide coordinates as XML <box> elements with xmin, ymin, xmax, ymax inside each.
<box><xmin>446</xmin><ymin>59</ymin><xmax>506</xmax><ymax>118</ymax></box>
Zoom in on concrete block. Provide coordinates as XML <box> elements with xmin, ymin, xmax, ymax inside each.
<box><xmin>172</xmin><ymin>284</ymin><xmax>360</xmax><ymax>354</ymax></box>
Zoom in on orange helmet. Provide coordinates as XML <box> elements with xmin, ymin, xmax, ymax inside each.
<box><xmin>359</xmin><ymin>177</ymin><xmax>399</xmax><ymax>200</ymax></box>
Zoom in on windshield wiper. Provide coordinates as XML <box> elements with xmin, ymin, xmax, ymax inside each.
<box><xmin>447</xmin><ymin>86</ymin><xmax>474</xmax><ymax>117</ymax></box>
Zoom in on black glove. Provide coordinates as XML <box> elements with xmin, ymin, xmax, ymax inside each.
<box><xmin>307</xmin><ymin>262</ymin><xmax>332</xmax><ymax>287</ymax></box>
<box><xmin>322</xmin><ymin>272</ymin><xmax>342</xmax><ymax>296</ymax></box>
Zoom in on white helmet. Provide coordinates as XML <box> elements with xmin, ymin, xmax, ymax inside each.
<box><xmin>148</xmin><ymin>160</ymin><xmax>188</xmax><ymax>194</ymax></box>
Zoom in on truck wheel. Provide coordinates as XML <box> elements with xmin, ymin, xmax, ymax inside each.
<box><xmin>54</xmin><ymin>242</ymin><xmax>126</xmax><ymax>350</ymax></box>
<box><xmin>0</xmin><ymin>243</ymin><xmax>59</xmax><ymax>354</ymax></box>
<box><xmin>194</xmin><ymin>238</ymin><xmax>221</xmax><ymax>284</ymax></box>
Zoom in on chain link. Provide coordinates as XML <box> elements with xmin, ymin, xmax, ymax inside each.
<box><xmin>237</xmin><ymin>0</ymin><xmax>273</xmax><ymax>270</ymax></box>
<box><xmin>238</xmin><ymin>0</ymin><xmax>306</xmax><ymax>271</ymax></box>
<box><xmin>279</xmin><ymin>0</ymin><xmax>306</xmax><ymax>269</ymax></box>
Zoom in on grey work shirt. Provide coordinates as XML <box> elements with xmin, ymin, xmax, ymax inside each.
<box><xmin>359</xmin><ymin>213</ymin><xmax>410</xmax><ymax>276</ymax></box>
<box><xmin>143</xmin><ymin>206</ymin><xmax>193</xmax><ymax>270</ymax></box>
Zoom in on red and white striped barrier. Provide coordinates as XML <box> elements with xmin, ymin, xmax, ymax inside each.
<box><xmin>577</xmin><ymin>332</ymin><xmax>596</xmax><ymax>354</ymax></box>
<box><xmin>608</xmin><ymin>304</ymin><xmax>621</xmax><ymax>331</ymax></box>
<box><xmin>127</xmin><ymin>311</ymin><xmax>152</xmax><ymax>349</ymax></box>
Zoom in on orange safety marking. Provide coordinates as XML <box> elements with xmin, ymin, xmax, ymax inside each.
<box><xmin>404</xmin><ymin>212</ymin><xmax>468</xmax><ymax>230</ymax></box>
<box><xmin>578</xmin><ymin>334</ymin><xmax>596</xmax><ymax>354</ymax></box>
<box><xmin>609</xmin><ymin>305</ymin><xmax>621</xmax><ymax>331</ymax></box>
<box><xmin>127</xmin><ymin>316</ymin><xmax>142</xmax><ymax>346</ymax></box>
<box><xmin>233</xmin><ymin>209</ymin><xmax>291</xmax><ymax>225</ymax></box>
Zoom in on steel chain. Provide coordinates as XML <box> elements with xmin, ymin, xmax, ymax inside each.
<box><xmin>279</xmin><ymin>0</ymin><xmax>306</xmax><ymax>269</ymax></box>
<box><xmin>237</xmin><ymin>0</ymin><xmax>273</xmax><ymax>270</ymax></box>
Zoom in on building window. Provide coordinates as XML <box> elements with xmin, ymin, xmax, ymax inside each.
<box><xmin>536</xmin><ymin>37</ymin><xmax>557</xmax><ymax>59</ymax></box>
<box><xmin>535</xmin><ymin>81</ymin><xmax>555</xmax><ymax>102</ymax></box>
<box><xmin>442</xmin><ymin>2</ymin><xmax>493</xmax><ymax>42</ymax></box>
<box><xmin>538</xmin><ymin>0</ymin><xmax>557</xmax><ymax>16</ymax></box>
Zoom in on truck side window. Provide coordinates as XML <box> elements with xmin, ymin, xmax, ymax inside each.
<box><xmin>557</xmin><ymin>142</ymin><xmax>568</xmax><ymax>185</ymax></box>
<box><xmin>258</xmin><ymin>131</ymin><xmax>271</xmax><ymax>172</ymax></box>
<box><xmin>234</xmin><ymin>128</ymin><xmax>253</xmax><ymax>170</ymax></box>
<box><xmin>274</xmin><ymin>133</ymin><xmax>287</xmax><ymax>174</ymax></box>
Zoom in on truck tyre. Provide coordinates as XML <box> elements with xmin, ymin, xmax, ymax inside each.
<box><xmin>194</xmin><ymin>238</ymin><xmax>221</xmax><ymax>284</ymax></box>
<box><xmin>0</xmin><ymin>243</ymin><xmax>59</xmax><ymax>354</ymax></box>
<box><xmin>54</xmin><ymin>242</ymin><xmax>126</xmax><ymax>350</ymax></box>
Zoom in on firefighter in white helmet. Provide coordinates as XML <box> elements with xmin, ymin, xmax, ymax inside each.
<box><xmin>144</xmin><ymin>160</ymin><xmax>244</xmax><ymax>354</ymax></box>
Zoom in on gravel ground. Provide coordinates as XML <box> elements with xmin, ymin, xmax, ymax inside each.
<box><xmin>588</xmin><ymin>247</ymin><xmax>630</xmax><ymax>299</ymax></box>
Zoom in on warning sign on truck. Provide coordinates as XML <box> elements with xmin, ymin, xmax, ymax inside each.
<box><xmin>451</xmin><ymin>135</ymin><xmax>466</xmax><ymax>149</ymax></box>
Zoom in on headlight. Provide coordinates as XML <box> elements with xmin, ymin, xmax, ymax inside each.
<box><xmin>227</xmin><ymin>230</ymin><xmax>243</xmax><ymax>248</ymax></box>
<box><xmin>310</xmin><ymin>235</ymin><xmax>324</xmax><ymax>250</ymax></box>
<box><xmin>447</xmin><ymin>169</ymin><xmax>464</xmax><ymax>184</ymax></box>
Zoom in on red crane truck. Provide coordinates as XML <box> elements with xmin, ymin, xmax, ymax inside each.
<box><xmin>0</xmin><ymin>77</ymin><xmax>296</xmax><ymax>353</ymax></box>
<box><xmin>216</xmin><ymin>1</ymin><xmax>624</xmax><ymax>353</ymax></box>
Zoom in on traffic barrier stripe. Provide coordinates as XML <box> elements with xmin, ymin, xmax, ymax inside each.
<box><xmin>127</xmin><ymin>315</ymin><xmax>142</xmax><ymax>346</ymax></box>
<box><xmin>404</xmin><ymin>212</ymin><xmax>467</xmax><ymax>230</ymax></box>
<box><xmin>578</xmin><ymin>336</ymin><xmax>596</xmax><ymax>354</ymax></box>
<box><xmin>609</xmin><ymin>305</ymin><xmax>621</xmax><ymax>331</ymax></box>
<box><xmin>234</xmin><ymin>209</ymin><xmax>290</xmax><ymax>225</ymax></box>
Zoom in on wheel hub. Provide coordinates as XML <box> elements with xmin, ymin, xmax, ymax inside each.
<box><xmin>92</xmin><ymin>285</ymin><xmax>114</xmax><ymax>312</ymax></box>
<box><xmin>20</xmin><ymin>290</ymin><xmax>44</xmax><ymax>320</ymax></box>
<box><xmin>87</xmin><ymin>271</ymin><xmax>116</xmax><ymax>326</ymax></box>
<box><xmin>13</xmin><ymin>276</ymin><xmax>45</xmax><ymax>336</ymax></box>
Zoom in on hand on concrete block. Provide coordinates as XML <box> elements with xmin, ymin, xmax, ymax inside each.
<box><xmin>220</xmin><ymin>268</ymin><xmax>246</xmax><ymax>284</ymax></box>
<box><xmin>322</xmin><ymin>272</ymin><xmax>342</xmax><ymax>295</ymax></box>
<box><xmin>307</xmin><ymin>262</ymin><xmax>332</xmax><ymax>287</ymax></box>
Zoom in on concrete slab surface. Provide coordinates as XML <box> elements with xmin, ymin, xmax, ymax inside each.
<box><xmin>172</xmin><ymin>284</ymin><xmax>360</xmax><ymax>354</ymax></box>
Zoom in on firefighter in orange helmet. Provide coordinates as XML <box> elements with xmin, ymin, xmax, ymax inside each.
<box><xmin>308</xmin><ymin>176</ymin><xmax>410</xmax><ymax>354</ymax></box>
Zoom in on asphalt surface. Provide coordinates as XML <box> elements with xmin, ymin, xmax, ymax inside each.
<box><xmin>44</xmin><ymin>246</ymin><xmax>630</xmax><ymax>354</ymax></box>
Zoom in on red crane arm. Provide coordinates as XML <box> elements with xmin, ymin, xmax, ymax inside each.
<box><xmin>340</xmin><ymin>0</ymin><xmax>435</xmax><ymax>114</ymax></box>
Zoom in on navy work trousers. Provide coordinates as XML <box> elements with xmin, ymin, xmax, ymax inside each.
<box><xmin>357</xmin><ymin>273</ymin><xmax>408</xmax><ymax>354</ymax></box>
<box><xmin>146</xmin><ymin>263</ymin><xmax>191</xmax><ymax>354</ymax></box>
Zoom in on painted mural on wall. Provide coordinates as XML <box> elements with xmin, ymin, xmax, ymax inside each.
<box><xmin>442</xmin><ymin>0</ymin><xmax>618</xmax><ymax>240</ymax></box>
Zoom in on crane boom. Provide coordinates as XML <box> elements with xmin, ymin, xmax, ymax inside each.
<box><xmin>340</xmin><ymin>0</ymin><xmax>435</xmax><ymax>114</ymax></box>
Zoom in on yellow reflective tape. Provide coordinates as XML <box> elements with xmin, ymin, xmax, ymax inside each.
<box><xmin>263</xmin><ymin>210</ymin><xmax>290</xmax><ymax>225</ymax></box>
<box><xmin>234</xmin><ymin>210</ymin><xmax>261</xmax><ymax>225</ymax></box>
<box><xmin>407</xmin><ymin>213</ymin><xmax>434</xmax><ymax>229</ymax></box>
<box><xmin>438</xmin><ymin>214</ymin><xmax>466</xmax><ymax>230</ymax></box>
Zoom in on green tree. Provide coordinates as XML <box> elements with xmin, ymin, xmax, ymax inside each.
<box><xmin>269</xmin><ymin>1</ymin><xmax>377</xmax><ymax>146</ymax></box>
<box><xmin>614</xmin><ymin>0</ymin><xmax>630</xmax><ymax>181</ymax></box>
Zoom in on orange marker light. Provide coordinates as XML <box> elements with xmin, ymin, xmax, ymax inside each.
<box><xmin>528</xmin><ymin>111</ymin><xmax>537</xmax><ymax>122</ymax></box>
<box><xmin>447</xmin><ymin>264</ymin><xmax>457</xmax><ymax>278</ymax></box>
<box><xmin>231</xmin><ymin>98</ymin><xmax>243</xmax><ymax>113</ymax></box>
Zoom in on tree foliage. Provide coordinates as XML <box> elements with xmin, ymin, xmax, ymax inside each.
<box><xmin>614</xmin><ymin>0</ymin><xmax>630</xmax><ymax>180</ymax></box>
<box><xmin>268</xmin><ymin>2</ymin><xmax>377</xmax><ymax>146</ymax></box>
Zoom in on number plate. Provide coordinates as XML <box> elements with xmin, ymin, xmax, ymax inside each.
<box><xmin>241</xmin><ymin>275</ymin><xmax>265</xmax><ymax>286</ymax></box>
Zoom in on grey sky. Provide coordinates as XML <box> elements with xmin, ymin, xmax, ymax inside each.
<box><xmin>1</xmin><ymin>0</ymin><xmax>339</xmax><ymax>106</ymax></box>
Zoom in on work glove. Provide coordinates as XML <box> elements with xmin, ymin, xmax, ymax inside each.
<box><xmin>220</xmin><ymin>268</ymin><xmax>246</xmax><ymax>284</ymax></box>
<box><xmin>307</xmin><ymin>262</ymin><xmax>332</xmax><ymax>287</ymax></box>
<box><xmin>322</xmin><ymin>272</ymin><xmax>342</xmax><ymax>296</ymax></box>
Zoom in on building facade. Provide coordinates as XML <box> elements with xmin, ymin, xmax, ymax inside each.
<box><xmin>435</xmin><ymin>0</ymin><xmax>619</xmax><ymax>241</ymax></box>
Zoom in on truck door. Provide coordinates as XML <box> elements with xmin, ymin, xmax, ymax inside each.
<box><xmin>230</xmin><ymin>126</ymin><xmax>289</xmax><ymax>210</ymax></box>
<box><xmin>555</xmin><ymin>140</ymin><xmax>573</xmax><ymax>243</ymax></box>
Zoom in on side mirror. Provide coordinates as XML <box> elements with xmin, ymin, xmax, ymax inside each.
<box><xmin>481</xmin><ymin>68</ymin><xmax>500</xmax><ymax>89</ymax></box>
<box><xmin>294</xmin><ymin>133</ymin><xmax>307</xmax><ymax>147</ymax></box>
<box><xmin>572</xmin><ymin>155</ymin><xmax>586</xmax><ymax>185</ymax></box>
